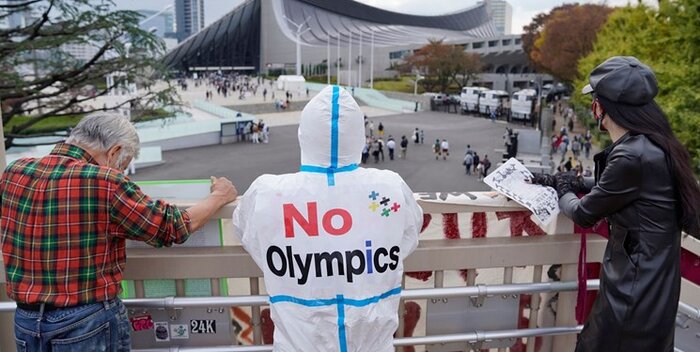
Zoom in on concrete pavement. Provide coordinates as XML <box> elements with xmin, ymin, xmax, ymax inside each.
<box><xmin>131</xmin><ymin>111</ymin><xmax>524</xmax><ymax>194</ymax></box>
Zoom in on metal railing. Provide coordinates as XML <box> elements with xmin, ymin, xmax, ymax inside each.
<box><xmin>1</xmin><ymin>192</ymin><xmax>699</xmax><ymax>352</ymax></box>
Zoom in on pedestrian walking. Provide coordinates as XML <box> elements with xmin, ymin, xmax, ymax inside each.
<box><xmin>482</xmin><ymin>155</ymin><xmax>491</xmax><ymax>177</ymax></box>
<box><xmin>378</xmin><ymin>122</ymin><xmax>384</xmax><ymax>136</ymax></box>
<box><xmin>463</xmin><ymin>153</ymin><xmax>473</xmax><ymax>175</ymax></box>
<box><xmin>476</xmin><ymin>161</ymin><xmax>485</xmax><ymax>181</ymax></box>
<box><xmin>472</xmin><ymin>152</ymin><xmax>480</xmax><ymax>174</ymax></box>
<box><xmin>420</xmin><ymin>129</ymin><xmax>424</xmax><ymax>144</ymax></box>
<box><xmin>387</xmin><ymin>136</ymin><xmax>396</xmax><ymax>160</ymax></box>
<box><xmin>584</xmin><ymin>139</ymin><xmax>592</xmax><ymax>159</ymax></box>
<box><xmin>440</xmin><ymin>139</ymin><xmax>450</xmax><ymax>160</ymax></box>
<box><xmin>372</xmin><ymin>139</ymin><xmax>380</xmax><ymax>163</ymax></box>
<box><xmin>252</xmin><ymin>122</ymin><xmax>260</xmax><ymax>143</ymax></box>
<box><xmin>378</xmin><ymin>138</ymin><xmax>385</xmax><ymax>162</ymax></box>
<box><xmin>361</xmin><ymin>142</ymin><xmax>370</xmax><ymax>164</ymax></box>
<box><xmin>464</xmin><ymin>144</ymin><xmax>473</xmax><ymax>156</ymax></box>
<box><xmin>433</xmin><ymin>139</ymin><xmax>441</xmax><ymax>160</ymax></box>
<box><xmin>414</xmin><ymin>128</ymin><xmax>420</xmax><ymax>144</ymax></box>
<box><xmin>572</xmin><ymin>137</ymin><xmax>581</xmax><ymax>158</ymax></box>
<box><xmin>400</xmin><ymin>135</ymin><xmax>408</xmax><ymax>159</ymax></box>
<box><xmin>261</xmin><ymin>122</ymin><xmax>270</xmax><ymax>144</ymax></box>
<box><xmin>369</xmin><ymin>121</ymin><xmax>374</xmax><ymax>137</ymax></box>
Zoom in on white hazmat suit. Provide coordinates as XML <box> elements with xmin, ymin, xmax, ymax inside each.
<box><xmin>233</xmin><ymin>85</ymin><xmax>422</xmax><ymax>352</ymax></box>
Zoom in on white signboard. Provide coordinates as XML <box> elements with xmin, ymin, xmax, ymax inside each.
<box><xmin>483</xmin><ymin>158</ymin><xmax>559</xmax><ymax>225</ymax></box>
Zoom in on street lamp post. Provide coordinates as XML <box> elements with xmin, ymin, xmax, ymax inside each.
<box><xmin>347</xmin><ymin>32</ymin><xmax>352</xmax><ymax>87</ymax></box>
<box><xmin>336</xmin><ymin>34</ymin><xmax>340</xmax><ymax>85</ymax></box>
<box><xmin>358</xmin><ymin>32</ymin><xmax>362</xmax><ymax>88</ymax></box>
<box><xmin>283</xmin><ymin>16</ymin><xmax>311</xmax><ymax>76</ymax></box>
<box><xmin>370</xmin><ymin>31</ymin><xmax>374</xmax><ymax>89</ymax></box>
<box><xmin>414</xmin><ymin>72</ymin><xmax>424</xmax><ymax>96</ymax></box>
<box><xmin>326</xmin><ymin>35</ymin><xmax>330</xmax><ymax>85</ymax></box>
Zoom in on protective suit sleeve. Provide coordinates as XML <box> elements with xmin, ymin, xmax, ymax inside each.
<box><xmin>232</xmin><ymin>180</ymin><xmax>262</xmax><ymax>257</ymax></box>
<box><xmin>558</xmin><ymin>147</ymin><xmax>641</xmax><ymax>228</ymax></box>
<box><xmin>400</xmin><ymin>179</ymin><xmax>423</xmax><ymax>259</ymax></box>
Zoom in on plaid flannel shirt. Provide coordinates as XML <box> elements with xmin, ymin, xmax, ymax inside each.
<box><xmin>0</xmin><ymin>143</ymin><xmax>191</xmax><ymax>306</ymax></box>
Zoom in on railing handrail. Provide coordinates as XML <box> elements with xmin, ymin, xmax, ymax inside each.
<box><xmin>0</xmin><ymin>279</ymin><xmax>601</xmax><ymax>312</ymax></box>
<box><xmin>0</xmin><ymin>234</ymin><xmax>609</xmax><ymax>283</ymax></box>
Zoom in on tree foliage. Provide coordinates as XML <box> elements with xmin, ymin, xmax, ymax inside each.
<box><xmin>573</xmin><ymin>1</ymin><xmax>700</xmax><ymax>171</ymax></box>
<box><xmin>522</xmin><ymin>3</ymin><xmax>613</xmax><ymax>83</ymax></box>
<box><xmin>402</xmin><ymin>40</ymin><xmax>482</xmax><ymax>93</ymax></box>
<box><xmin>0</xmin><ymin>0</ymin><xmax>178</xmax><ymax>148</ymax></box>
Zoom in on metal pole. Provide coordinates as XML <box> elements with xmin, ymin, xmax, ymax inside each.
<box><xmin>327</xmin><ymin>35</ymin><xmax>331</xmax><ymax>85</ymax></box>
<box><xmin>358</xmin><ymin>32</ymin><xmax>362</xmax><ymax>88</ymax></box>
<box><xmin>348</xmin><ymin>32</ymin><xmax>352</xmax><ymax>87</ymax></box>
<box><xmin>370</xmin><ymin>31</ymin><xmax>374</xmax><ymax>89</ymax></box>
<box><xmin>0</xmin><ymin>279</ymin><xmax>603</xmax><ymax>312</ymax></box>
<box><xmin>296</xmin><ymin>32</ymin><xmax>301</xmax><ymax>76</ymax></box>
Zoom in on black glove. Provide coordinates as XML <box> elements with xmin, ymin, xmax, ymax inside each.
<box><xmin>531</xmin><ymin>171</ymin><xmax>586</xmax><ymax>198</ymax></box>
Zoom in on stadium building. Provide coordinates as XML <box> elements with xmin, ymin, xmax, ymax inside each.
<box><xmin>163</xmin><ymin>0</ymin><xmax>547</xmax><ymax>92</ymax></box>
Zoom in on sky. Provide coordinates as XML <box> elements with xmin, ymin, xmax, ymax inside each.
<box><xmin>114</xmin><ymin>0</ymin><xmax>647</xmax><ymax>34</ymax></box>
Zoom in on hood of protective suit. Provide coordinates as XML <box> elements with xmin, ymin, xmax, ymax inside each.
<box><xmin>298</xmin><ymin>86</ymin><xmax>364</xmax><ymax>168</ymax></box>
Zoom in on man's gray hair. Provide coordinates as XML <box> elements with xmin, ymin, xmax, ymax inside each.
<box><xmin>66</xmin><ymin>112</ymin><xmax>140</xmax><ymax>165</ymax></box>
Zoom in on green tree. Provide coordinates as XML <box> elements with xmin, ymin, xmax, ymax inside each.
<box><xmin>0</xmin><ymin>0</ymin><xmax>178</xmax><ymax>149</ymax></box>
<box><xmin>403</xmin><ymin>40</ymin><xmax>481</xmax><ymax>92</ymax></box>
<box><xmin>574</xmin><ymin>1</ymin><xmax>700</xmax><ymax>171</ymax></box>
<box><xmin>522</xmin><ymin>3</ymin><xmax>612</xmax><ymax>83</ymax></box>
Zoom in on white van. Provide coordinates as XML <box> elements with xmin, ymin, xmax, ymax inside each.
<box><xmin>511</xmin><ymin>89</ymin><xmax>537</xmax><ymax>121</ymax></box>
<box><xmin>460</xmin><ymin>87</ymin><xmax>488</xmax><ymax>113</ymax></box>
<box><xmin>478</xmin><ymin>90</ymin><xmax>510</xmax><ymax>116</ymax></box>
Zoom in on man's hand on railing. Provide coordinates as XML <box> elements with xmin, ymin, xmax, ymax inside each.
<box><xmin>186</xmin><ymin>176</ymin><xmax>238</xmax><ymax>232</ymax></box>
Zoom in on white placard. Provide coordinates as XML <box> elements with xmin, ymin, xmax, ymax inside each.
<box><xmin>483</xmin><ymin>158</ymin><xmax>559</xmax><ymax>225</ymax></box>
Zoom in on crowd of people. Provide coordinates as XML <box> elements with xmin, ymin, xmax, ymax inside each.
<box><xmin>238</xmin><ymin>119</ymin><xmax>269</xmax><ymax>144</ymax></box>
<box><xmin>462</xmin><ymin>145</ymin><xmax>491</xmax><ymax>180</ymax></box>
<box><xmin>550</xmin><ymin>124</ymin><xmax>593</xmax><ymax>175</ymax></box>
<box><xmin>196</xmin><ymin>73</ymin><xmax>265</xmax><ymax>101</ymax></box>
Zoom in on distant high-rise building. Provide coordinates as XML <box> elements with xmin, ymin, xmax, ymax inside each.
<box><xmin>0</xmin><ymin>0</ymin><xmax>41</xmax><ymax>29</ymax></box>
<box><xmin>175</xmin><ymin>0</ymin><xmax>205</xmax><ymax>42</ymax></box>
<box><xmin>137</xmin><ymin>9</ymin><xmax>175</xmax><ymax>38</ymax></box>
<box><xmin>478</xmin><ymin>0</ymin><xmax>512</xmax><ymax>35</ymax></box>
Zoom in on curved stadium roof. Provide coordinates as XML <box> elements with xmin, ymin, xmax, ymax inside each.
<box><xmin>277</xmin><ymin>0</ymin><xmax>494</xmax><ymax>46</ymax></box>
<box><xmin>163</xmin><ymin>0</ymin><xmax>495</xmax><ymax>70</ymax></box>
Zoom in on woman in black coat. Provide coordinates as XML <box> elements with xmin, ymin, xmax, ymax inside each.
<box><xmin>534</xmin><ymin>56</ymin><xmax>700</xmax><ymax>352</ymax></box>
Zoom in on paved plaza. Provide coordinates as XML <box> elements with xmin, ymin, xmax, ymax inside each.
<box><xmin>131</xmin><ymin>110</ymin><xmax>527</xmax><ymax>193</ymax></box>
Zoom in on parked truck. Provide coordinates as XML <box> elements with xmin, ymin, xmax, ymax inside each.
<box><xmin>460</xmin><ymin>86</ymin><xmax>488</xmax><ymax>113</ymax></box>
<box><xmin>510</xmin><ymin>89</ymin><xmax>537</xmax><ymax>122</ymax></box>
<box><xmin>478</xmin><ymin>90</ymin><xmax>510</xmax><ymax>118</ymax></box>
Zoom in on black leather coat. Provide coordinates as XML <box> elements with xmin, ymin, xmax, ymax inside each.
<box><xmin>559</xmin><ymin>133</ymin><xmax>681</xmax><ymax>352</ymax></box>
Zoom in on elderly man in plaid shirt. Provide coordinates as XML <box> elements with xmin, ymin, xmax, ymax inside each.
<box><xmin>0</xmin><ymin>113</ymin><xmax>238</xmax><ymax>351</ymax></box>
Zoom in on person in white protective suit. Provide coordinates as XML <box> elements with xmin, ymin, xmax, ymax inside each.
<box><xmin>233</xmin><ymin>85</ymin><xmax>423</xmax><ymax>352</ymax></box>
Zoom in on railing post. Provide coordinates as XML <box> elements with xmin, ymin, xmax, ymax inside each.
<box><xmin>526</xmin><ymin>265</ymin><xmax>543</xmax><ymax>352</ymax></box>
<box><xmin>552</xmin><ymin>263</ymin><xmax>578</xmax><ymax>351</ymax></box>
<box><xmin>250</xmin><ymin>277</ymin><xmax>263</xmax><ymax>345</ymax></box>
<box><xmin>395</xmin><ymin>275</ymin><xmax>406</xmax><ymax>352</ymax></box>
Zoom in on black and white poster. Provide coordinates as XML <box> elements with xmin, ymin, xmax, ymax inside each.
<box><xmin>484</xmin><ymin>158</ymin><xmax>559</xmax><ymax>225</ymax></box>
